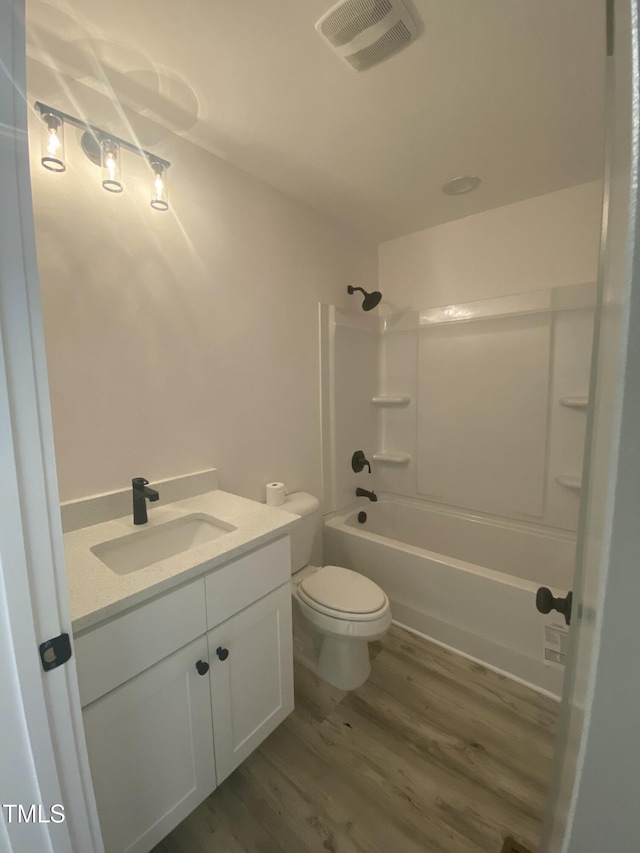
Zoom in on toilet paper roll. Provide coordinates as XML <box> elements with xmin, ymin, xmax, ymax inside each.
<box><xmin>265</xmin><ymin>482</ymin><xmax>286</xmax><ymax>506</ymax></box>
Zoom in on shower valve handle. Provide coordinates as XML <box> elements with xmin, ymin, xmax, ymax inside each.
<box><xmin>352</xmin><ymin>450</ymin><xmax>372</xmax><ymax>474</ymax></box>
<box><xmin>536</xmin><ymin>587</ymin><xmax>573</xmax><ymax>626</ymax></box>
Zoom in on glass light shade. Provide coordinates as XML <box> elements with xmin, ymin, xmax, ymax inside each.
<box><xmin>41</xmin><ymin>112</ymin><xmax>65</xmax><ymax>172</ymax></box>
<box><xmin>101</xmin><ymin>139</ymin><xmax>123</xmax><ymax>193</ymax></box>
<box><xmin>150</xmin><ymin>162</ymin><xmax>169</xmax><ymax>211</ymax></box>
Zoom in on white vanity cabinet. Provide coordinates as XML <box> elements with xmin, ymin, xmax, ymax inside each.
<box><xmin>76</xmin><ymin>536</ymin><xmax>293</xmax><ymax>853</ymax></box>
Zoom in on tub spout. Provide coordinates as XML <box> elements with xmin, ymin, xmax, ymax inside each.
<box><xmin>356</xmin><ymin>487</ymin><xmax>377</xmax><ymax>502</ymax></box>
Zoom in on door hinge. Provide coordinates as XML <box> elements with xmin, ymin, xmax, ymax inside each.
<box><xmin>606</xmin><ymin>0</ymin><xmax>615</xmax><ymax>56</ymax></box>
<box><xmin>39</xmin><ymin>633</ymin><xmax>72</xmax><ymax>672</ymax></box>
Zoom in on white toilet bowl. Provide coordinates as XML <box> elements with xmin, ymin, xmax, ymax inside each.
<box><xmin>291</xmin><ymin>564</ymin><xmax>392</xmax><ymax>690</ymax></box>
<box><xmin>279</xmin><ymin>491</ymin><xmax>392</xmax><ymax>691</ymax></box>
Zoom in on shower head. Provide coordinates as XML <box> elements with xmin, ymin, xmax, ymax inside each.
<box><xmin>347</xmin><ymin>285</ymin><xmax>382</xmax><ymax>311</ymax></box>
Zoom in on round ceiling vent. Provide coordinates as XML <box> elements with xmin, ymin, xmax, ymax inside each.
<box><xmin>442</xmin><ymin>175</ymin><xmax>482</xmax><ymax>196</ymax></box>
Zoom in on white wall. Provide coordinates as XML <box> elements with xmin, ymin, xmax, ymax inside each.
<box><xmin>379</xmin><ymin>181</ymin><xmax>603</xmax><ymax>308</ymax></box>
<box><xmin>28</xmin><ymin>120</ymin><xmax>377</xmax><ymax>503</ymax></box>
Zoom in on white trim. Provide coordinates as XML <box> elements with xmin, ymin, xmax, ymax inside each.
<box><xmin>0</xmin><ymin>2</ymin><xmax>102</xmax><ymax>851</ymax></box>
<box><xmin>541</xmin><ymin>1</ymin><xmax>640</xmax><ymax>848</ymax></box>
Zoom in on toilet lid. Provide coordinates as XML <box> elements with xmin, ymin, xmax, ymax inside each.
<box><xmin>298</xmin><ymin>565</ymin><xmax>386</xmax><ymax>614</ymax></box>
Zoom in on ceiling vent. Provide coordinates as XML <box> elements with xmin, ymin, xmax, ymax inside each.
<box><xmin>315</xmin><ymin>0</ymin><xmax>418</xmax><ymax>72</ymax></box>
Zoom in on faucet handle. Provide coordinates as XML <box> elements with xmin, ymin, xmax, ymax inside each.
<box><xmin>351</xmin><ymin>450</ymin><xmax>372</xmax><ymax>474</ymax></box>
<box><xmin>132</xmin><ymin>477</ymin><xmax>149</xmax><ymax>488</ymax></box>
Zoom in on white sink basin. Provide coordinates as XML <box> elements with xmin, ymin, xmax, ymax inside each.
<box><xmin>90</xmin><ymin>513</ymin><xmax>237</xmax><ymax>575</ymax></box>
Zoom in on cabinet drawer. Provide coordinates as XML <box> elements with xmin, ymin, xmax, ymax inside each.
<box><xmin>75</xmin><ymin>577</ymin><xmax>206</xmax><ymax>707</ymax></box>
<box><xmin>205</xmin><ymin>536</ymin><xmax>290</xmax><ymax>628</ymax></box>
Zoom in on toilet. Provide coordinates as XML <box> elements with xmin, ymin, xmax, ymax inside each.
<box><xmin>281</xmin><ymin>492</ymin><xmax>391</xmax><ymax>691</ymax></box>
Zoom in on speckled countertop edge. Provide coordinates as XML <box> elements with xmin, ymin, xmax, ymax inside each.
<box><xmin>65</xmin><ymin>489</ymin><xmax>298</xmax><ymax>634</ymax></box>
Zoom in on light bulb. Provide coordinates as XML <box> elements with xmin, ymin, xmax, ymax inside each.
<box><xmin>101</xmin><ymin>139</ymin><xmax>123</xmax><ymax>193</ymax></box>
<box><xmin>47</xmin><ymin>129</ymin><xmax>61</xmax><ymax>156</ymax></box>
<box><xmin>41</xmin><ymin>113</ymin><xmax>65</xmax><ymax>172</ymax></box>
<box><xmin>150</xmin><ymin>160</ymin><xmax>169</xmax><ymax>211</ymax></box>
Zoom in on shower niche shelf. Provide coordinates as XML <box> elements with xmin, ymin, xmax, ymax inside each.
<box><xmin>559</xmin><ymin>395</ymin><xmax>589</xmax><ymax>409</ymax></box>
<box><xmin>556</xmin><ymin>474</ymin><xmax>582</xmax><ymax>490</ymax></box>
<box><xmin>372</xmin><ymin>396</ymin><xmax>410</xmax><ymax>406</ymax></box>
<box><xmin>372</xmin><ymin>452</ymin><xmax>410</xmax><ymax>464</ymax></box>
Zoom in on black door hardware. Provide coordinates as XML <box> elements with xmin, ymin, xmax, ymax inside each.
<box><xmin>351</xmin><ymin>450</ymin><xmax>372</xmax><ymax>473</ymax></box>
<box><xmin>39</xmin><ymin>633</ymin><xmax>72</xmax><ymax>672</ymax></box>
<box><xmin>536</xmin><ymin>587</ymin><xmax>573</xmax><ymax>626</ymax></box>
<box><xmin>216</xmin><ymin>646</ymin><xmax>229</xmax><ymax>661</ymax></box>
<box><xmin>195</xmin><ymin>660</ymin><xmax>210</xmax><ymax>675</ymax></box>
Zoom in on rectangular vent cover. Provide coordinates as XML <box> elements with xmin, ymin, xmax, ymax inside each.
<box><xmin>347</xmin><ymin>19</ymin><xmax>412</xmax><ymax>70</ymax></box>
<box><xmin>316</xmin><ymin>0</ymin><xmax>418</xmax><ymax>71</ymax></box>
<box><xmin>321</xmin><ymin>0</ymin><xmax>393</xmax><ymax>47</ymax></box>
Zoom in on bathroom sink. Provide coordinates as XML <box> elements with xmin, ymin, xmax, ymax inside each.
<box><xmin>90</xmin><ymin>513</ymin><xmax>237</xmax><ymax>575</ymax></box>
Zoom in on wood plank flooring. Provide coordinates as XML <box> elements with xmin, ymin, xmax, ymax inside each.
<box><xmin>151</xmin><ymin>625</ymin><xmax>558</xmax><ymax>853</ymax></box>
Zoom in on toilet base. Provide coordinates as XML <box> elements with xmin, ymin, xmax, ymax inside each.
<box><xmin>292</xmin><ymin>603</ymin><xmax>375</xmax><ymax>691</ymax></box>
<box><xmin>317</xmin><ymin>635</ymin><xmax>371</xmax><ymax>691</ymax></box>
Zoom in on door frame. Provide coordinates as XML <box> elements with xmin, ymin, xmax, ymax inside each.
<box><xmin>1</xmin><ymin>0</ymin><xmax>638</xmax><ymax>850</ymax></box>
<box><xmin>540</xmin><ymin>0</ymin><xmax>640</xmax><ymax>848</ymax></box>
<box><xmin>0</xmin><ymin>2</ymin><xmax>102</xmax><ymax>851</ymax></box>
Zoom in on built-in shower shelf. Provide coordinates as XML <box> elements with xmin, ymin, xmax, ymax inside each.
<box><xmin>556</xmin><ymin>474</ymin><xmax>583</xmax><ymax>490</ymax></box>
<box><xmin>372</xmin><ymin>396</ymin><xmax>410</xmax><ymax>406</ymax></box>
<box><xmin>372</xmin><ymin>452</ymin><xmax>411</xmax><ymax>464</ymax></box>
<box><xmin>559</xmin><ymin>395</ymin><xmax>589</xmax><ymax>409</ymax></box>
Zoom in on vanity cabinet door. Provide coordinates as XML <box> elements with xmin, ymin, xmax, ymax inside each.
<box><xmin>83</xmin><ymin>636</ymin><xmax>216</xmax><ymax>853</ymax></box>
<box><xmin>207</xmin><ymin>583</ymin><xmax>294</xmax><ymax>784</ymax></box>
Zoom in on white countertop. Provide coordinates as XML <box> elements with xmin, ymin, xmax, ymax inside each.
<box><xmin>65</xmin><ymin>489</ymin><xmax>298</xmax><ymax>634</ymax></box>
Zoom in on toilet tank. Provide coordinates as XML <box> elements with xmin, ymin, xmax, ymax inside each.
<box><xmin>279</xmin><ymin>492</ymin><xmax>320</xmax><ymax>574</ymax></box>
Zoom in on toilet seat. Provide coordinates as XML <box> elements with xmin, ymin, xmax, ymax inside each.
<box><xmin>298</xmin><ymin>565</ymin><xmax>388</xmax><ymax>621</ymax></box>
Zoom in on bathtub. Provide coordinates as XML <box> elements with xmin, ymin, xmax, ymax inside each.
<box><xmin>324</xmin><ymin>497</ymin><xmax>576</xmax><ymax>698</ymax></box>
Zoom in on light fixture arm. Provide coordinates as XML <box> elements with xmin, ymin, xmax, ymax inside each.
<box><xmin>34</xmin><ymin>101</ymin><xmax>171</xmax><ymax>171</ymax></box>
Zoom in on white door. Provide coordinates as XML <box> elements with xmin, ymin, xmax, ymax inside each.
<box><xmin>207</xmin><ymin>584</ymin><xmax>294</xmax><ymax>784</ymax></box>
<box><xmin>0</xmin><ymin>2</ymin><xmax>102</xmax><ymax>851</ymax></box>
<box><xmin>82</xmin><ymin>636</ymin><xmax>216</xmax><ymax>853</ymax></box>
<box><xmin>540</xmin><ymin>1</ymin><xmax>640</xmax><ymax>849</ymax></box>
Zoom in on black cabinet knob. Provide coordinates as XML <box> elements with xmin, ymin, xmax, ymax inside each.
<box><xmin>536</xmin><ymin>587</ymin><xmax>573</xmax><ymax>626</ymax></box>
<box><xmin>195</xmin><ymin>660</ymin><xmax>209</xmax><ymax>675</ymax></box>
<box><xmin>216</xmin><ymin>646</ymin><xmax>229</xmax><ymax>661</ymax></box>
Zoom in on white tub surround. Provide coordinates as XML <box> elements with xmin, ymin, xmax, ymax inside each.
<box><xmin>322</xmin><ymin>282</ymin><xmax>595</xmax><ymax>532</ymax></box>
<box><xmin>64</xmin><ymin>471</ymin><xmax>298</xmax><ymax>633</ymax></box>
<box><xmin>325</xmin><ymin>497</ymin><xmax>575</xmax><ymax>697</ymax></box>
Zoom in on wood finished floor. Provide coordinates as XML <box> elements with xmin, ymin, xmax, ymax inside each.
<box><xmin>151</xmin><ymin>625</ymin><xmax>558</xmax><ymax>853</ymax></box>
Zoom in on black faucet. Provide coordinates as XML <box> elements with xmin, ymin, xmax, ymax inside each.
<box><xmin>132</xmin><ymin>477</ymin><xmax>159</xmax><ymax>524</ymax></box>
<box><xmin>356</xmin><ymin>487</ymin><xmax>377</xmax><ymax>502</ymax></box>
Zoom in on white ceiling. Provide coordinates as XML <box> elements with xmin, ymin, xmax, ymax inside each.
<box><xmin>26</xmin><ymin>0</ymin><xmax>606</xmax><ymax>242</ymax></box>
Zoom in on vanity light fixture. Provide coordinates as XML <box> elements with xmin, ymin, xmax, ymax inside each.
<box><xmin>34</xmin><ymin>101</ymin><xmax>171</xmax><ymax>211</ymax></box>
